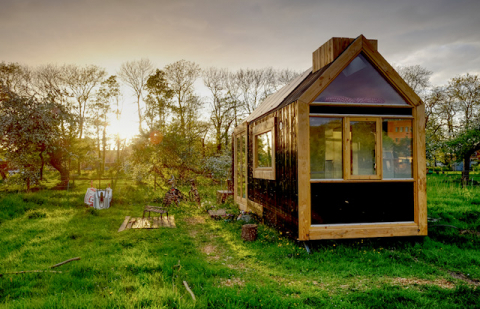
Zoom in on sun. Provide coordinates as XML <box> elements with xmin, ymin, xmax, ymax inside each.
<box><xmin>108</xmin><ymin>111</ymin><xmax>140</xmax><ymax>143</ymax></box>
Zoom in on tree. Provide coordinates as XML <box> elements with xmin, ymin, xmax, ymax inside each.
<box><xmin>164</xmin><ymin>60</ymin><xmax>201</xmax><ymax>132</ymax></box>
<box><xmin>447</xmin><ymin>73</ymin><xmax>480</xmax><ymax>130</ymax></box>
<box><xmin>62</xmin><ymin>64</ymin><xmax>107</xmax><ymax>139</ymax></box>
<box><xmin>443</xmin><ymin>74</ymin><xmax>480</xmax><ymax>181</ymax></box>
<box><xmin>94</xmin><ymin>75</ymin><xmax>121</xmax><ymax>173</ymax></box>
<box><xmin>396</xmin><ymin>65</ymin><xmax>432</xmax><ymax>100</ymax></box>
<box><xmin>0</xmin><ymin>88</ymin><xmax>75</xmax><ymax>190</ymax></box>
<box><xmin>203</xmin><ymin>67</ymin><xmax>235</xmax><ymax>153</ymax></box>
<box><xmin>118</xmin><ymin>58</ymin><xmax>154</xmax><ymax>134</ymax></box>
<box><xmin>144</xmin><ymin>69</ymin><xmax>173</xmax><ymax>132</ymax></box>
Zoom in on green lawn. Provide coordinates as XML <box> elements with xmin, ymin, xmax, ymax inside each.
<box><xmin>0</xmin><ymin>174</ymin><xmax>479</xmax><ymax>308</ymax></box>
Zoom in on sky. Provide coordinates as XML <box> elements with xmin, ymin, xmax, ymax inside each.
<box><xmin>2</xmin><ymin>0</ymin><xmax>480</xmax><ymax>139</ymax></box>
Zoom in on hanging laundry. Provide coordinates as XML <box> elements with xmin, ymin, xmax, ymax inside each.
<box><xmin>84</xmin><ymin>181</ymin><xmax>96</xmax><ymax>207</ymax></box>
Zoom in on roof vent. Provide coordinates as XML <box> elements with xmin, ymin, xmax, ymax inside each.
<box><xmin>312</xmin><ymin>36</ymin><xmax>378</xmax><ymax>73</ymax></box>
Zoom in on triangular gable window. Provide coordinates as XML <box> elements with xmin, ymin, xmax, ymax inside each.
<box><xmin>313</xmin><ymin>54</ymin><xmax>410</xmax><ymax>106</ymax></box>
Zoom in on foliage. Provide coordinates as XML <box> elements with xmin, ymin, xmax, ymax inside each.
<box><xmin>0</xmin><ymin>88</ymin><xmax>76</xmax><ymax>190</ymax></box>
<box><xmin>202</xmin><ymin>154</ymin><xmax>232</xmax><ymax>179</ymax></box>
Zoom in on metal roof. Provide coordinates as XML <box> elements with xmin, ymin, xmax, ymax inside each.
<box><xmin>244</xmin><ymin>68</ymin><xmax>311</xmax><ymax>123</ymax></box>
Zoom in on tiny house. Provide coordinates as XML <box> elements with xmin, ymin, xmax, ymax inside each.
<box><xmin>232</xmin><ymin>35</ymin><xmax>427</xmax><ymax>240</ymax></box>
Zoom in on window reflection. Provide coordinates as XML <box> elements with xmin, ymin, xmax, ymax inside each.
<box><xmin>310</xmin><ymin>118</ymin><xmax>343</xmax><ymax>179</ymax></box>
<box><xmin>382</xmin><ymin>119</ymin><xmax>413</xmax><ymax>178</ymax></box>
<box><xmin>256</xmin><ymin>131</ymin><xmax>273</xmax><ymax>167</ymax></box>
<box><xmin>350</xmin><ymin>121</ymin><xmax>376</xmax><ymax>176</ymax></box>
<box><xmin>313</xmin><ymin>54</ymin><xmax>409</xmax><ymax>105</ymax></box>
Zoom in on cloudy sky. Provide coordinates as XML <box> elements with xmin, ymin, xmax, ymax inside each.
<box><xmin>2</xmin><ymin>0</ymin><xmax>479</xmax><ymax>137</ymax></box>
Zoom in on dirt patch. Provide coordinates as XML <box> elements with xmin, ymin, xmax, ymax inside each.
<box><xmin>448</xmin><ymin>271</ymin><xmax>480</xmax><ymax>287</ymax></box>
<box><xmin>184</xmin><ymin>216</ymin><xmax>206</xmax><ymax>225</ymax></box>
<box><xmin>219</xmin><ymin>277</ymin><xmax>245</xmax><ymax>287</ymax></box>
<box><xmin>202</xmin><ymin>244</ymin><xmax>220</xmax><ymax>260</ymax></box>
<box><xmin>393</xmin><ymin>277</ymin><xmax>456</xmax><ymax>289</ymax></box>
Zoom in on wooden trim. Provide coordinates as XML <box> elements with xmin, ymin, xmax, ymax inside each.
<box><xmin>302</xmin><ymin>35</ymin><xmax>422</xmax><ymax>109</ymax></box>
<box><xmin>247</xmin><ymin>199</ymin><xmax>263</xmax><ymax>217</ymax></box>
<box><xmin>310</xmin><ymin>179</ymin><xmax>414</xmax><ymax>183</ymax></box>
<box><xmin>360</xmin><ymin>36</ymin><xmax>422</xmax><ymax>107</ymax></box>
<box><xmin>297</xmin><ymin>100</ymin><xmax>311</xmax><ymax>240</ymax></box>
<box><xmin>252</xmin><ymin>117</ymin><xmax>275</xmax><ymax>180</ymax></box>
<box><xmin>414</xmin><ymin>105</ymin><xmax>428</xmax><ymax>235</ymax></box>
<box><xmin>310</xmin><ymin>102</ymin><xmax>413</xmax><ymax>108</ymax></box>
<box><xmin>299</xmin><ymin>37</ymin><xmax>364</xmax><ymax>104</ymax></box>
<box><xmin>346</xmin><ymin>117</ymin><xmax>382</xmax><ymax>180</ymax></box>
<box><xmin>233</xmin><ymin>122</ymin><xmax>247</xmax><ymax>135</ymax></box>
<box><xmin>308</xmin><ymin>223</ymin><xmax>421</xmax><ymax>240</ymax></box>
<box><xmin>233</xmin><ymin>132</ymin><xmax>248</xmax><ymax>209</ymax></box>
<box><xmin>343</xmin><ymin>117</ymin><xmax>350</xmax><ymax>180</ymax></box>
<box><xmin>310</xmin><ymin>114</ymin><xmax>414</xmax><ymax>119</ymax></box>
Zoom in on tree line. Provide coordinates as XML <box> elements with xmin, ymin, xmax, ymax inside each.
<box><xmin>0</xmin><ymin>59</ymin><xmax>300</xmax><ymax>190</ymax></box>
<box><xmin>397</xmin><ymin>65</ymin><xmax>480</xmax><ymax>182</ymax></box>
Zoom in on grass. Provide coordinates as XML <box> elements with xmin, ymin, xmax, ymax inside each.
<box><xmin>0</xmin><ymin>173</ymin><xmax>479</xmax><ymax>308</ymax></box>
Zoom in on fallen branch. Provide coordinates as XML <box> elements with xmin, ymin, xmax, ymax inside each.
<box><xmin>51</xmin><ymin>257</ymin><xmax>81</xmax><ymax>269</ymax></box>
<box><xmin>0</xmin><ymin>257</ymin><xmax>80</xmax><ymax>277</ymax></box>
<box><xmin>183</xmin><ymin>281</ymin><xmax>196</xmax><ymax>301</ymax></box>
<box><xmin>0</xmin><ymin>270</ymin><xmax>62</xmax><ymax>277</ymax></box>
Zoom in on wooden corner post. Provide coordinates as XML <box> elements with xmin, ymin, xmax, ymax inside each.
<box><xmin>297</xmin><ymin>100</ymin><xmax>311</xmax><ymax>240</ymax></box>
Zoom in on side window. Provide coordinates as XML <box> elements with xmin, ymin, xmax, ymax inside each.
<box><xmin>253</xmin><ymin>117</ymin><xmax>275</xmax><ymax>180</ymax></box>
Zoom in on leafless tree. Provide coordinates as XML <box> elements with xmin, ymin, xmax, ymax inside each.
<box><xmin>164</xmin><ymin>60</ymin><xmax>201</xmax><ymax>132</ymax></box>
<box><xmin>62</xmin><ymin>64</ymin><xmax>107</xmax><ymax>139</ymax></box>
<box><xmin>118</xmin><ymin>58</ymin><xmax>154</xmax><ymax>134</ymax></box>
<box><xmin>396</xmin><ymin>65</ymin><xmax>433</xmax><ymax>100</ymax></box>
<box><xmin>203</xmin><ymin>67</ymin><xmax>236</xmax><ymax>153</ymax></box>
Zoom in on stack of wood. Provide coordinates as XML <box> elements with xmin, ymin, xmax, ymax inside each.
<box><xmin>241</xmin><ymin>224</ymin><xmax>258</xmax><ymax>241</ymax></box>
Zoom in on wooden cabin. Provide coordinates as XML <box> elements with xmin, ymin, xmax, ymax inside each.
<box><xmin>232</xmin><ymin>35</ymin><xmax>427</xmax><ymax>241</ymax></box>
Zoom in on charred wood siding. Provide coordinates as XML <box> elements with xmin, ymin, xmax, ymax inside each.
<box><xmin>248</xmin><ymin>102</ymin><xmax>299</xmax><ymax>238</ymax></box>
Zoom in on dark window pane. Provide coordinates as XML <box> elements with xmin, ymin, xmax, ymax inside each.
<box><xmin>311</xmin><ymin>183</ymin><xmax>414</xmax><ymax>224</ymax></box>
<box><xmin>313</xmin><ymin>54</ymin><xmax>409</xmax><ymax>105</ymax></box>
<box><xmin>383</xmin><ymin>119</ymin><xmax>413</xmax><ymax>178</ymax></box>
<box><xmin>310</xmin><ymin>118</ymin><xmax>343</xmax><ymax>179</ymax></box>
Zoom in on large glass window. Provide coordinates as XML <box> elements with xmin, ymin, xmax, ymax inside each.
<box><xmin>382</xmin><ymin>119</ymin><xmax>413</xmax><ymax>178</ymax></box>
<box><xmin>313</xmin><ymin>54</ymin><xmax>409</xmax><ymax>106</ymax></box>
<box><xmin>310</xmin><ymin>117</ymin><xmax>343</xmax><ymax>179</ymax></box>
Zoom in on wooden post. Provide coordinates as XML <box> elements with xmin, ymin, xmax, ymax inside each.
<box><xmin>241</xmin><ymin>224</ymin><xmax>258</xmax><ymax>241</ymax></box>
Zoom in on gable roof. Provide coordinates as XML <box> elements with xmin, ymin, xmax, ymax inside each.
<box><xmin>243</xmin><ymin>35</ymin><xmax>423</xmax><ymax>124</ymax></box>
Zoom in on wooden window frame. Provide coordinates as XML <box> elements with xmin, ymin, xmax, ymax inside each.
<box><xmin>233</xmin><ymin>124</ymin><xmax>248</xmax><ymax>209</ymax></box>
<box><xmin>344</xmin><ymin>117</ymin><xmax>382</xmax><ymax>180</ymax></box>
<box><xmin>253</xmin><ymin>117</ymin><xmax>276</xmax><ymax>180</ymax></box>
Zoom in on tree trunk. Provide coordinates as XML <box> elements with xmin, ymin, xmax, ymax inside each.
<box><xmin>39</xmin><ymin>151</ymin><xmax>44</xmax><ymax>181</ymax></box>
<box><xmin>462</xmin><ymin>154</ymin><xmax>472</xmax><ymax>186</ymax></box>
<box><xmin>49</xmin><ymin>150</ymin><xmax>69</xmax><ymax>189</ymax></box>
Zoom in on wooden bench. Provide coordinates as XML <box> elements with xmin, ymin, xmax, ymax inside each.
<box><xmin>143</xmin><ymin>205</ymin><xmax>168</xmax><ymax>219</ymax></box>
<box><xmin>216</xmin><ymin>179</ymin><xmax>234</xmax><ymax>204</ymax></box>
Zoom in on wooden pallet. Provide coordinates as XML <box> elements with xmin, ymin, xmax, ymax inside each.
<box><xmin>118</xmin><ymin>216</ymin><xmax>176</xmax><ymax>232</ymax></box>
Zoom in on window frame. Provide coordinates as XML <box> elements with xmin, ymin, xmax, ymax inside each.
<box><xmin>344</xmin><ymin>117</ymin><xmax>382</xmax><ymax>180</ymax></box>
<box><xmin>309</xmin><ymin>114</ymin><xmax>414</xmax><ymax>182</ymax></box>
<box><xmin>253</xmin><ymin>117</ymin><xmax>276</xmax><ymax>180</ymax></box>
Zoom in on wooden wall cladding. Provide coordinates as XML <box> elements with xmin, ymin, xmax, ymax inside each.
<box><xmin>248</xmin><ymin>103</ymin><xmax>299</xmax><ymax>238</ymax></box>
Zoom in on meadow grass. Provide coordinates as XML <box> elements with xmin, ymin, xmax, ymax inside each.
<box><xmin>0</xmin><ymin>174</ymin><xmax>479</xmax><ymax>308</ymax></box>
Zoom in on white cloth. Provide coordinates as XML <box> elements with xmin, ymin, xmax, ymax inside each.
<box><xmin>84</xmin><ymin>188</ymin><xmax>96</xmax><ymax>207</ymax></box>
<box><xmin>94</xmin><ymin>188</ymin><xmax>112</xmax><ymax>209</ymax></box>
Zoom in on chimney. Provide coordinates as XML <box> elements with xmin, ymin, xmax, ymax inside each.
<box><xmin>312</xmin><ymin>36</ymin><xmax>378</xmax><ymax>72</ymax></box>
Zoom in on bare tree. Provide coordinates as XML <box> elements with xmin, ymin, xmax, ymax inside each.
<box><xmin>118</xmin><ymin>58</ymin><xmax>154</xmax><ymax>134</ymax></box>
<box><xmin>396</xmin><ymin>65</ymin><xmax>433</xmax><ymax>100</ymax></box>
<box><xmin>203</xmin><ymin>67</ymin><xmax>235</xmax><ymax>153</ymax></box>
<box><xmin>62</xmin><ymin>64</ymin><xmax>107</xmax><ymax>139</ymax></box>
<box><xmin>447</xmin><ymin>73</ymin><xmax>480</xmax><ymax>130</ymax></box>
<box><xmin>164</xmin><ymin>60</ymin><xmax>201</xmax><ymax>132</ymax></box>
